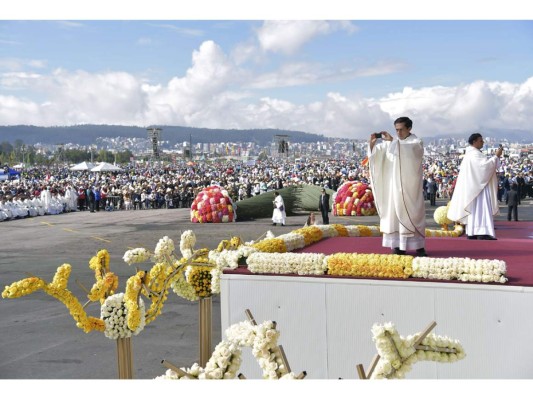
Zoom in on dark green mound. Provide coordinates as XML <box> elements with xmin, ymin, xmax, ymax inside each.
<box><xmin>234</xmin><ymin>185</ymin><xmax>334</xmax><ymax>221</ymax></box>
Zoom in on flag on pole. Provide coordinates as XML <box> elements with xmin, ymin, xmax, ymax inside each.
<box><xmin>361</xmin><ymin>156</ymin><xmax>369</xmax><ymax>166</ymax></box>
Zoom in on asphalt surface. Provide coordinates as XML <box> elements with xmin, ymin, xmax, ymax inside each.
<box><xmin>1</xmin><ymin>197</ymin><xmax>531</xmax><ymax>379</ymax></box>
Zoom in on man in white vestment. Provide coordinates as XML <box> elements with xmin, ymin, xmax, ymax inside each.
<box><xmin>368</xmin><ymin>116</ymin><xmax>427</xmax><ymax>256</ymax></box>
<box><xmin>447</xmin><ymin>133</ymin><xmax>503</xmax><ymax>240</ymax></box>
<box><xmin>272</xmin><ymin>191</ymin><xmax>286</xmax><ymax>226</ymax></box>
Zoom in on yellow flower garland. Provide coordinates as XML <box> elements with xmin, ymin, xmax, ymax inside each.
<box><xmin>326</xmin><ymin>253</ymin><xmax>413</xmax><ymax>279</ymax></box>
<box><xmin>2</xmin><ymin>264</ymin><xmax>105</xmax><ymax>333</ymax></box>
<box><xmin>124</xmin><ymin>271</ymin><xmax>145</xmax><ymax>331</ymax></box>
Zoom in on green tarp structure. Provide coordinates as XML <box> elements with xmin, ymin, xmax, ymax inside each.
<box><xmin>234</xmin><ymin>185</ymin><xmax>334</xmax><ymax>221</ymax></box>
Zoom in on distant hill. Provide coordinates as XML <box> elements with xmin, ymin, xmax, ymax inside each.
<box><xmin>428</xmin><ymin>128</ymin><xmax>533</xmax><ymax>144</ymax></box>
<box><xmin>0</xmin><ymin>125</ymin><xmax>326</xmax><ymax>146</ymax></box>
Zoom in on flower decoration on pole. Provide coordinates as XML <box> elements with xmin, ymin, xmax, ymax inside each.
<box><xmin>356</xmin><ymin>321</ymin><xmax>466</xmax><ymax>379</ymax></box>
<box><xmin>158</xmin><ymin>309</ymin><xmax>306</xmax><ymax>380</ymax></box>
<box><xmin>190</xmin><ymin>185</ymin><xmax>235</xmax><ymax>223</ymax></box>
<box><xmin>333</xmin><ymin>181</ymin><xmax>377</xmax><ymax>216</ymax></box>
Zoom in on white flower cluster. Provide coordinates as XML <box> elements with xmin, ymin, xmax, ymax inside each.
<box><xmin>246</xmin><ymin>252</ymin><xmax>327</xmax><ymax>275</ymax></box>
<box><xmin>346</xmin><ymin>225</ymin><xmax>381</xmax><ymax>236</ymax></box>
<box><xmin>370</xmin><ymin>322</ymin><xmax>465</xmax><ymax>379</ymax></box>
<box><xmin>154</xmin><ymin>236</ymin><xmax>175</xmax><ymax>263</ymax></box>
<box><xmin>203</xmin><ymin>340</ymin><xmax>242</xmax><ymax>379</ymax></box>
<box><xmin>208</xmin><ymin>246</ymin><xmax>257</xmax><ymax>270</ymax></box>
<box><xmin>180</xmin><ymin>230</ymin><xmax>197</xmax><ymax>259</ymax></box>
<box><xmin>412</xmin><ymin>257</ymin><xmax>507</xmax><ymax>283</ymax></box>
<box><xmin>274</xmin><ymin>232</ymin><xmax>306</xmax><ymax>251</ymax></box>
<box><xmin>265</xmin><ymin>230</ymin><xmax>276</xmax><ymax>239</ymax></box>
<box><xmin>100</xmin><ymin>293</ymin><xmax>145</xmax><ymax>339</ymax></box>
<box><xmin>225</xmin><ymin>320</ymin><xmax>289</xmax><ymax>379</ymax></box>
<box><xmin>122</xmin><ymin>247</ymin><xmax>151</xmax><ymax>265</ymax></box>
<box><xmin>155</xmin><ymin>363</ymin><xmax>203</xmax><ymax>380</ymax></box>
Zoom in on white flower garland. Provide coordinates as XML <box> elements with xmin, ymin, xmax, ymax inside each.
<box><xmin>370</xmin><ymin>322</ymin><xmax>465</xmax><ymax>379</ymax></box>
<box><xmin>101</xmin><ymin>293</ymin><xmax>145</xmax><ymax>339</ymax></box>
<box><xmin>412</xmin><ymin>257</ymin><xmax>508</xmax><ymax>283</ymax></box>
<box><xmin>122</xmin><ymin>247</ymin><xmax>151</xmax><ymax>265</ymax></box>
<box><xmin>246</xmin><ymin>252</ymin><xmax>327</xmax><ymax>275</ymax></box>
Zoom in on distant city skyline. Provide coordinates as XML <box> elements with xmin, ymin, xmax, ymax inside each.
<box><xmin>2</xmin><ymin>3</ymin><xmax>533</xmax><ymax>140</ymax></box>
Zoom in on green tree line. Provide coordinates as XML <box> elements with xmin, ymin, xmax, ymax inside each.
<box><xmin>0</xmin><ymin>140</ymin><xmax>133</xmax><ymax>166</ymax></box>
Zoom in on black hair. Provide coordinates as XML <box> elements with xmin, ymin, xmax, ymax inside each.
<box><xmin>394</xmin><ymin>116</ymin><xmax>413</xmax><ymax>129</ymax></box>
<box><xmin>468</xmin><ymin>133</ymin><xmax>483</xmax><ymax>145</ymax></box>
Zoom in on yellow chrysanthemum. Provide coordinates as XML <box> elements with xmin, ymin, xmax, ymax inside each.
<box><xmin>252</xmin><ymin>238</ymin><xmax>288</xmax><ymax>253</ymax></box>
<box><xmin>326</xmin><ymin>253</ymin><xmax>413</xmax><ymax>279</ymax></box>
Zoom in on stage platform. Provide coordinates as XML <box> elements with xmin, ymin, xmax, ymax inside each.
<box><xmin>221</xmin><ymin>221</ymin><xmax>533</xmax><ymax>379</ymax></box>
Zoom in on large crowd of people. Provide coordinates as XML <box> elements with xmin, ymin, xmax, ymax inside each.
<box><xmin>1</xmin><ymin>150</ymin><xmax>532</xmax><ymax>222</ymax></box>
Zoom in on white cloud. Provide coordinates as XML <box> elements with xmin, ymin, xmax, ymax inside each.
<box><xmin>149</xmin><ymin>23</ymin><xmax>204</xmax><ymax>37</ymax></box>
<box><xmin>256</xmin><ymin>20</ymin><xmax>357</xmax><ymax>55</ymax></box>
<box><xmin>1</xmin><ymin>38</ymin><xmax>532</xmax><ymax>141</ymax></box>
<box><xmin>248</xmin><ymin>60</ymin><xmax>406</xmax><ymax>89</ymax></box>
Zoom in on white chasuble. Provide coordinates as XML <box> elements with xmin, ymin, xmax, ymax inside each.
<box><xmin>447</xmin><ymin>145</ymin><xmax>500</xmax><ymax>234</ymax></box>
<box><xmin>368</xmin><ymin>135</ymin><xmax>426</xmax><ymax>250</ymax></box>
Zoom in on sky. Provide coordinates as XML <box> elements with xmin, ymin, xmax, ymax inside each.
<box><xmin>1</xmin><ymin>1</ymin><xmax>533</xmax><ymax>140</ymax></box>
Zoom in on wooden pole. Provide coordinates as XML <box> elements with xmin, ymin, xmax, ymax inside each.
<box><xmin>199</xmin><ymin>296</ymin><xmax>212</xmax><ymax>367</ymax></box>
<box><xmin>116</xmin><ymin>337</ymin><xmax>134</xmax><ymax>379</ymax></box>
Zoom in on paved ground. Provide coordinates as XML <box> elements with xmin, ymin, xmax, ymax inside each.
<box><xmin>1</xmin><ymin>197</ymin><xmax>532</xmax><ymax>379</ymax></box>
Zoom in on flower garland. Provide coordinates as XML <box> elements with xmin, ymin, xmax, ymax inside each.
<box><xmin>251</xmin><ymin>224</ymin><xmax>381</xmax><ymax>254</ymax></box>
<box><xmin>412</xmin><ymin>257</ymin><xmax>508</xmax><ymax>283</ymax></box>
<box><xmin>244</xmin><ymin>247</ymin><xmax>507</xmax><ymax>284</ymax></box>
<box><xmin>124</xmin><ymin>271</ymin><xmax>146</xmax><ymax>331</ymax></box>
<box><xmin>370</xmin><ymin>322</ymin><xmax>465</xmax><ymax>379</ymax></box>
<box><xmin>2</xmin><ymin>264</ymin><xmax>105</xmax><ymax>333</ymax></box>
<box><xmin>326</xmin><ymin>253</ymin><xmax>413</xmax><ymax>279</ymax></box>
<box><xmin>87</xmin><ymin>250</ymin><xmax>119</xmax><ymax>303</ymax></box>
<box><xmin>333</xmin><ymin>181</ymin><xmax>377</xmax><ymax>216</ymax></box>
<box><xmin>190</xmin><ymin>185</ymin><xmax>235</xmax><ymax>223</ymax></box>
<box><xmin>101</xmin><ymin>293</ymin><xmax>146</xmax><ymax>340</ymax></box>
<box><xmin>247</xmin><ymin>252</ymin><xmax>327</xmax><ymax>275</ymax></box>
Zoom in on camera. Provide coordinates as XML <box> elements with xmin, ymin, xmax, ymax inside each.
<box><xmin>375</xmin><ymin>133</ymin><xmax>382</xmax><ymax>139</ymax></box>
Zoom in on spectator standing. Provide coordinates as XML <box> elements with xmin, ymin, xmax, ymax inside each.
<box><xmin>507</xmin><ymin>183</ymin><xmax>519</xmax><ymax>221</ymax></box>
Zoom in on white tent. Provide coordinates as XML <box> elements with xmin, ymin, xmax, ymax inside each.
<box><xmin>91</xmin><ymin>162</ymin><xmax>123</xmax><ymax>172</ymax></box>
<box><xmin>70</xmin><ymin>161</ymin><xmax>95</xmax><ymax>171</ymax></box>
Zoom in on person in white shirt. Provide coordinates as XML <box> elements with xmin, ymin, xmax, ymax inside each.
<box><xmin>447</xmin><ymin>133</ymin><xmax>503</xmax><ymax>240</ymax></box>
<box><xmin>368</xmin><ymin>116</ymin><xmax>427</xmax><ymax>257</ymax></box>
